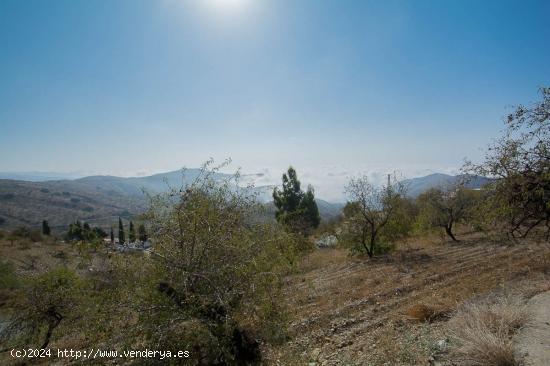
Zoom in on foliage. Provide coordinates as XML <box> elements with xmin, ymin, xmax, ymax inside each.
<box><xmin>110</xmin><ymin>161</ymin><xmax>299</xmax><ymax>364</ymax></box>
<box><xmin>41</xmin><ymin>220</ymin><xmax>51</xmax><ymax>236</ymax></box>
<box><xmin>0</xmin><ymin>267</ymin><xmax>84</xmax><ymax>349</ymax></box>
<box><xmin>273</xmin><ymin>167</ymin><xmax>320</xmax><ymax>234</ymax></box>
<box><xmin>466</xmin><ymin>87</ymin><xmax>550</xmax><ymax>239</ymax></box>
<box><xmin>11</xmin><ymin>226</ymin><xmax>43</xmax><ymax>242</ymax></box>
<box><xmin>416</xmin><ymin>185</ymin><xmax>478</xmax><ymax>241</ymax></box>
<box><xmin>0</xmin><ymin>261</ymin><xmax>18</xmax><ymax>290</ymax></box>
<box><xmin>66</xmin><ymin>220</ymin><xmax>107</xmax><ymax>242</ymax></box>
<box><xmin>138</xmin><ymin>223</ymin><xmax>148</xmax><ymax>242</ymax></box>
<box><xmin>341</xmin><ymin>174</ymin><xmax>406</xmax><ymax>257</ymax></box>
<box><xmin>118</xmin><ymin>217</ymin><xmax>125</xmax><ymax>244</ymax></box>
<box><xmin>129</xmin><ymin>220</ymin><xmax>136</xmax><ymax>242</ymax></box>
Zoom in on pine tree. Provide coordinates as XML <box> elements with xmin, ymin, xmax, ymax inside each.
<box><xmin>273</xmin><ymin>167</ymin><xmax>320</xmax><ymax>233</ymax></box>
<box><xmin>138</xmin><ymin>223</ymin><xmax>147</xmax><ymax>242</ymax></box>
<box><xmin>129</xmin><ymin>221</ymin><xmax>136</xmax><ymax>242</ymax></box>
<box><xmin>301</xmin><ymin>186</ymin><xmax>321</xmax><ymax>229</ymax></box>
<box><xmin>118</xmin><ymin>217</ymin><xmax>125</xmax><ymax>244</ymax></box>
<box><xmin>42</xmin><ymin>220</ymin><xmax>51</xmax><ymax>236</ymax></box>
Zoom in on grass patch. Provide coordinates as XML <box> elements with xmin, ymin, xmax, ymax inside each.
<box><xmin>448</xmin><ymin>294</ymin><xmax>529</xmax><ymax>366</ymax></box>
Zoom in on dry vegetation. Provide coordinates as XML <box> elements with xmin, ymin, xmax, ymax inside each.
<box><xmin>264</xmin><ymin>229</ymin><xmax>550</xmax><ymax>365</ymax></box>
<box><xmin>447</xmin><ymin>295</ymin><xmax>530</xmax><ymax>366</ymax></box>
<box><xmin>2</xmin><ymin>227</ymin><xmax>550</xmax><ymax>365</ymax></box>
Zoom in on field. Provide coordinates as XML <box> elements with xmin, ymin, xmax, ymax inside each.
<box><xmin>267</xmin><ymin>232</ymin><xmax>550</xmax><ymax>365</ymax></box>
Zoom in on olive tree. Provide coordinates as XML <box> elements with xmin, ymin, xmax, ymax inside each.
<box><xmin>342</xmin><ymin>174</ymin><xmax>406</xmax><ymax>257</ymax></box>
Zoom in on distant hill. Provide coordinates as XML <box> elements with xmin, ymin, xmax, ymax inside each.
<box><xmin>0</xmin><ymin>169</ymin><xmax>343</xmax><ymax>232</ymax></box>
<box><xmin>403</xmin><ymin>173</ymin><xmax>493</xmax><ymax>197</ymax></box>
<box><xmin>0</xmin><ymin>170</ymin><xmax>491</xmax><ymax>232</ymax></box>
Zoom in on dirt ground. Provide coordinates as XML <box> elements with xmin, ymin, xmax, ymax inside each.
<box><xmin>514</xmin><ymin>291</ymin><xmax>550</xmax><ymax>366</ymax></box>
<box><xmin>266</xmin><ymin>233</ymin><xmax>550</xmax><ymax>365</ymax></box>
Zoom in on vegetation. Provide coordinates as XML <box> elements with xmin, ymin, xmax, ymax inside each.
<box><xmin>273</xmin><ymin>167</ymin><xmax>320</xmax><ymax>234</ymax></box>
<box><xmin>128</xmin><ymin>220</ymin><xmax>136</xmax><ymax>242</ymax></box>
<box><xmin>467</xmin><ymin>86</ymin><xmax>550</xmax><ymax>239</ymax></box>
<box><xmin>66</xmin><ymin>220</ymin><xmax>107</xmax><ymax>242</ymax></box>
<box><xmin>448</xmin><ymin>295</ymin><xmax>529</xmax><ymax>366</ymax></box>
<box><xmin>341</xmin><ymin>174</ymin><xmax>406</xmax><ymax>257</ymax></box>
<box><xmin>138</xmin><ymin>223</ymin><xmax>147</xmax><ymax>242</ymax></box>
<box><xmin>41</xmin><ymin>220</ymin><xmax>51</xmax><ymax>236</ymax></box>
<box><xmin>416</xmin><ymin>185</ymin><xmax>478</xmax><ymax>242</ymax></box>
<box><xmin>118</xmin><ymin>217</ymin><xmax>125</xmax><ymax>244</ymax></box>
<box><xmin>1</xmin><ymin>267</ymin><xmax>84</xmax><ymax>349</ymax></box>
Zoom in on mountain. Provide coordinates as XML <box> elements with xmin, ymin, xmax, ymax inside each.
<box><xmin>0</xmin><ymin>171</ymin><xmax>84</xmax><ymax>181</ymax></box>
<box><xmin>0</xmin><ymin>169</ymin><xmax>342</xmax><ymax>231</ymax></box>
<box><xmin>402</xmin><ymin>173</ymin><xmax>493</xmax><ymax>197</ymax></box>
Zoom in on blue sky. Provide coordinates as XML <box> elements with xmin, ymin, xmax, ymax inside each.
<box><xmin>1</xmin><ymin>0</ymin><xmax>549</xmax><ymax>200</ymax></box>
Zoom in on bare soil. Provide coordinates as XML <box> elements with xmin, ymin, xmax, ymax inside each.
<box><xmin>267</xmin><ymin>234</ymin><xmax>550</xmax><ymax>365</ymax></box>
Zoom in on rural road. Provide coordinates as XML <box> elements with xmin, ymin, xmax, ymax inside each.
<box><xmin>515</xmin><ymin>291</ymin><xmax>550</xmax><ymax>366</ymax></box>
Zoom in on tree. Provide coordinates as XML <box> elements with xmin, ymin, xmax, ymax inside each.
<box><xmin>137</xmin><ymin>223</ymin><xmax>147</xmax><ymax>242</ymax></box>
<box><xmin>128</xmin><ymin>221</ymin><xmax>136</xmax><ymax>242</ymax></box>
<box><xmin>416</xmin><ymin>186</ymin><xmax>477</xmax><ymax>242</ymax></box>
<box><xmin>110</xmin><ymin>227</ymin><xmax>114</xmax><ymax>243</ymax></box>
<box><xmin>342</xmin><ymin>174</ymin><xmax>405</xmax><ymax>257</ymax></box>
<box><xmin>41</xmin><ymin>220</ymin><xmax>51</xmax><ymax>236</ymax></box>
<box><xmin>67</xmin><ymin>221</ymin><xmax>83</xmax><ymax>241</ymax></box>
<box><xmin>467</xmin><ymin>87</ymin><xmax>550</xmax><ymax>239</ymax></box>
<box><xmin>118</xmin><ymin>217</ymin><xmax>125</xmax><ymax>244</ymax></box>
<box><xmin>273</xmin><ymin>167</ymin><xmax>320</xmax><ymax>233</ymax></box>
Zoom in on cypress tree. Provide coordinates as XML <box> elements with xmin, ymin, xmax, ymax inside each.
<box><xmin>138</xmin><ymin>223</ymin><xmax>147</xmax><ymax>242</ymax></box>
<box><xmin>110</xmin><ymin>227</ymin><xmax>114</xmax><ymax>243</ymax></box>
<box><xmin>129</xmin><ymin>221</ymin><xmax>136</xmax><ymax>242</ymax></box>
<box><xmin>42</xmin><ymin>220</ymin><xmax>51</xmax><ymax>236</ymax></box>
<box><xmin>118</xmin><ymin>217</ymin><xmax>125</xmax><ymax>244</ymax></box>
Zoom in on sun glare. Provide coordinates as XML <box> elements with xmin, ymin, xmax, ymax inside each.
<box><xmin>205</xmin><ymin>0</ymin><xmax>249</xmax><ymax>11</ymax></box>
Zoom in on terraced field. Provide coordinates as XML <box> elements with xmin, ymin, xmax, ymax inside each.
<box><xmin>269</xmin><ymin>236</ymin><xmax>550</xmax><ymax>365</ymax></box>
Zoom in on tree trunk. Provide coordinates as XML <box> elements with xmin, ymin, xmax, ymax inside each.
<box><xmin>41</xmin><ymin>310</ymin><xmax>62</xmax><ymax>349</ymax></box>
<box><xmin>445</xmin><ymin>224</ymin><xmax>458</xmax><ymax>242</ymax></box>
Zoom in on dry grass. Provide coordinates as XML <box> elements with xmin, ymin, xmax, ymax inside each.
<box><xmin>405</xmin><ymin>302</ymin><xmax>453</xmax><ymax>322</ymax></box>
<box><xmin>448</xmin><ymin>295</ymin><xmax>530</xmax><ymax>366</ymax></box>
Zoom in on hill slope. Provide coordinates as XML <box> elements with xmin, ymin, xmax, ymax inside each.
<box><xmin>0</xmin><ymin>169</ymin><xmax>344</xmax><ymax>231</ymax></box>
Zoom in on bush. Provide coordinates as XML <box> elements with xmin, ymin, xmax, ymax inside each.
<box><xmin>11</xmin><ymin>227</ymin><xmax>43</xmax><ymax>242</ymax></box>
<box><xmin>1</xmin><ymin>267</ymin><xmax>84</xmax><ymax>349</ymax></box>
<box><xmin>110</xmin><ymin>162</ymin><xmax>299</xmax><ymax>364</ymax></box>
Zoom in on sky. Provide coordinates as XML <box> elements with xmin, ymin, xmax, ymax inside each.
<box><xmin>1</xmin><ymin>0</ymin><xmax>549</xmax><ymax>200</ymax></box>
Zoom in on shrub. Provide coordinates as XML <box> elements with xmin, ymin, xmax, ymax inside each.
<box><xmin>110</xmin><ymin>162</ymin><xmax>299</xmax><ymax>364</ymax></box>
<box><xmin>0</xmin><ymin>267</ymin><xmax>84</xmax><ymax>349</ymax></box>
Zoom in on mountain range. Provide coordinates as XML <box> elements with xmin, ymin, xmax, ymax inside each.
<box><xmin>0</xmin><ymin>171</ymin><xmax>490</xmax><ymax>232</ymax></box>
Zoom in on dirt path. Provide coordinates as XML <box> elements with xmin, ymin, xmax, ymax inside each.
<box><xmin>515</xmin><ymin>291</ymin><xmax>550</xmax><ymax>366</ymax></box>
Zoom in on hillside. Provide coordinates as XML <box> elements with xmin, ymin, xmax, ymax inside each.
<box><xmin>268</xmin><ymin>234</ymin><xmax>550</xmax><ymax>364</ymax></box>
<box><xmin>0</xmin><ymin>169</ymin><xmax>344</xmax><ymax>231</ymax></box>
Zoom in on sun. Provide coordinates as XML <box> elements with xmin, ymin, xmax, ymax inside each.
<box><xmin>205</xmin><ymin>0</ymin><xmax>249</xmax><ymax>11</ymax></box>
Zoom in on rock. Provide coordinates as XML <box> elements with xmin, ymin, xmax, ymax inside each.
<box><xmin>435</xmin><ymin>339</ymin><xmax>448</xmax><ymax>352</ymax></box>
<box><xmin>315</xmin><ymin>234</ymin><xmax>338</xmax><ymax>248</ymax></box>
<box><xmin>311</xmin><ymin>348</ymin><xmax>321</xmax><ymax>359</ymax></box>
